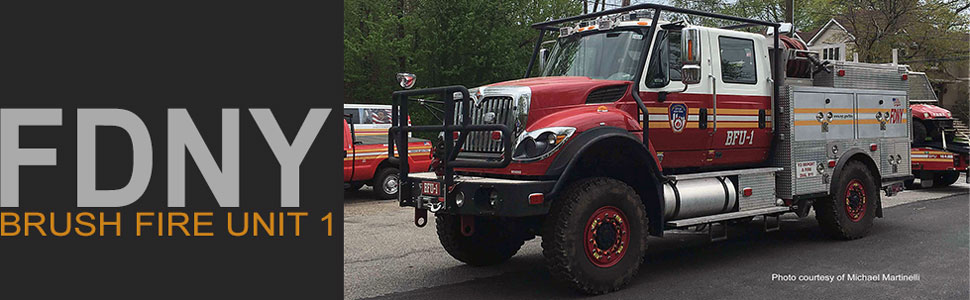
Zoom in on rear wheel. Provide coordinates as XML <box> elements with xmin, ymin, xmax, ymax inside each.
<box><xmin>934</xmin><ymin>171</ymin><xmax>961</xmax><ymax>187</ymax></box>
<box><xmin>542</xmin><ymin>177</ymin><xmax>648</xmax><ymax>294</ymax></box>
<box><xmin>373</xmin><ymin>167</ymin><xmax>400</xmax><ymax>199</ymax></box>
<box><xmin>814</xmin><ymin>161</ymin><xmax>879</xmax><ymax>240</ymax></box>
<box><xmin>436</xmin><ymin>214</ymin><xmax>525</xmax><ymax>266</ymax></box>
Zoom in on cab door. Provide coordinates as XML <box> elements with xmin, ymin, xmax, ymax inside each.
<box><xmin>638</xmin><ymin>28</ymin><xmax>716</xmax><ymax>169</ymax></box>
<box><xmin>704</xmin><ymin>32</ymin><xmax>773</xmax><ymax>167</ymax></box>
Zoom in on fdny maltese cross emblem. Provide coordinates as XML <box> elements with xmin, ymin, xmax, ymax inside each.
<box><xmin>668</xmin><ymin>103</ymin><xmax>688</xmax><ymax>133</ymax></box>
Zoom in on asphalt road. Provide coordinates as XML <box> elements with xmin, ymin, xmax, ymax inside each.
<box><xmin>345</xmin><ymin>177</ymin><xmax>969</xmax><ymax>299</ymax></box>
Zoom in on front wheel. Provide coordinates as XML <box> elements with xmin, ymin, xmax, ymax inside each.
<box><xmin>436</xmin><ymin>214</ymin><xmax>525</xmax><ymax>266</ymax></box>
<box><xmin>542</xmin><ymin>177</ymin><xmax>648</xmax><ymax>294</ymax></box>
<box><xmin>373</xmin><ymin>167</ymin><xmax>400</xmax><ymax>199</ymax></box>
<box><xmin>814</xmin><ymin>161</ymin><xmax>879</xmax><ymax>240</ymax></box>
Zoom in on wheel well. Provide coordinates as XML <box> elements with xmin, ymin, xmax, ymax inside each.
<box><xmin>376</xmin><ymin>159</ymin><xmax>394</xmax><ymax>172</ymax></box>
<box><xmin>372</xmin><ymin>159</ymin><xmax>397</xmax><ymax>183</ymax></box>
<box><xmin>840</xmin><ymin>153</ymin><xmax>881</xmax><ymax>183</ymax></box>
<box><xmin>556</xmin><ymin>136</ymin><xmax>665</xmax><ymax>236</ymax></box>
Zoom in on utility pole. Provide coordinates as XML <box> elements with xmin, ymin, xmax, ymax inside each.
<box><xmin>784</xmin><ymin>0</ymin><xmax>793</xmax><ymax>24</ymax></box>
<box><xmin>784</xmin><ymin>0</ymin><xmax>794</xmax><ymax>37</ymax></box>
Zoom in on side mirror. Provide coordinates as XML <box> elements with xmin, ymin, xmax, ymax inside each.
<box><xmin>680</xmin><ymin>28</ymin><xmax>702</xmax><ymax>85</ymax></box>
<box><xmin>681</xmin><ymin>65</ymin><xmax>701</xmax><ymax>85</ymax></box>
<box><xmin>538</xmin><ymin>48</ymin><xmax>549</xmax><ymax>73</ymax></box>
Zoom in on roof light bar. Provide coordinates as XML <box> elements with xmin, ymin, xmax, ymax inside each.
<box><xmin>559</xmin><ymin>26</ymin><xmax>573</xmax><ymax>37</ymax></box>
<box><xmin>597</xmin><ymin>19</ymin><xmax>615</xmax><ymax>30</ymax></box>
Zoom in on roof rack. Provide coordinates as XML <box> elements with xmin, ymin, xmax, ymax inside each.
<box><xmin>530</xmin><ymin>3</ymin><xmax>778</xmax><ymax>29</ymax></box>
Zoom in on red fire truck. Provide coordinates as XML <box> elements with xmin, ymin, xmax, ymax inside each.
<box><xmin>343</xmin><ymin>114</ymin><xmax>432</xmax><ymax>199</ymax></box>
<box><xmin>906</xmin><ymin>72</ymin><xmax>969</xmax><ymax>187</ymax></box>
<box><xmin>388</xmin><ymin>4</ymin><xmax>911</xmax><ymax>294</ymax></box>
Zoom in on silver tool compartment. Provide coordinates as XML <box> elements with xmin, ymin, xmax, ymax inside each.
<box><xmin>773</xmin><ymin>85</ymin><xmax>910</xmax><ymax>199</ymax></box>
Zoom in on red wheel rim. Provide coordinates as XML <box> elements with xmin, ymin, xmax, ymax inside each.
<box><xmin>844</xmin><ymin>179</ymin><xmax>867</xmax><ymax>222</ymax></box>
<box><xmin>584</xmin><ymin>206</ymin><xmax>630</xmax><ymax>268</ymax></box>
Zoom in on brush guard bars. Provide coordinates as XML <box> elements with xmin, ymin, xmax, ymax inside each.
<box><xmin>389</xmin><ymin>86</ymin><xmax>514</xmax><ymax>216</ymax></box>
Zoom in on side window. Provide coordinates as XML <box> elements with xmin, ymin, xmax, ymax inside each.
<box><xmin>667</xmin><ymin>31</ymin><xmax>682</xmax><ymax>81</ymax></box>
<box><xmin>645</xmin><ymin>30</ymin><xmax>681</xmax><ymax>88</ymax></box>
<box><xmin>645</xmin><ymin>31</ymin><xmax>669</xmax><ymax>88</ymax></box>
<box><xmin>718</xmin><ymin>37</ymin><xmax>757</xmax><ymax>84</ymax></box>
<box><xmin>343</xmin><ymin>108</ymin><xmax>361</xmax><ymax>124</ymax></box>
<box><xmin>362</xmin><ymin>108</ymin><xmax>393</xmax><ymax>124</ymax></box>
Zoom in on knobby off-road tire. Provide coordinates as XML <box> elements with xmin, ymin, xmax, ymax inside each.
<box><xmin>814</xmin><ymin>161</ymin><xmax>879</xmax><ymax>240</ymax></box>
<box><xmin>373</xmin><ymin>167</ymin><xmax>399</xmax><ymax>200</ymax></box>
<box><xmin>934</xmin><ymin>171</ymin><xmax>961</xmax><ymax>187</ymax></box>
<box><xmin>542</xmin><ymin>177</ymin><xmax>648</xmax><ymax>294</ymax></box>
<box><xmin>436</xmin><ymin>214</ymin><xmax>525</xmax><ymax>266</ymax></box>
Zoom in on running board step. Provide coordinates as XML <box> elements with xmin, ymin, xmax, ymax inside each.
<box><xmin>666</xmin><ymin>206</ymin><xmax>792</xmax><ymax>228</ymax></box>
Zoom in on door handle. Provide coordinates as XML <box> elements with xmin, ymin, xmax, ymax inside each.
<box><xmin>708</xmin><ymin>73</ymin><xmax>717</xmax><ymax>134</ymax></box>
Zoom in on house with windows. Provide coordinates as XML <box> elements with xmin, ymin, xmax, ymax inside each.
<box><xmin>805</xmin><ymin>18</ymin><xmax>854</xmax><ymax>62</ymax></box>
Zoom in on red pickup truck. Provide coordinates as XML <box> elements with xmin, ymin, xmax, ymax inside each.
<box><xmin>344</xmin><ymin>116</ymin><xmax>433</xmax><ymax>199</ymax></box>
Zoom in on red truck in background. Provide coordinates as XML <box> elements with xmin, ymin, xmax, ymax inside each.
<box><xmin>906</xmin><ymin>72</ymin><xmax>969</xmax><ymax>188</ymax></box>
<box><xmin>910</xmin><ymin>146</ymin><xmax>968</xmax><ymax>187</ymax></box>
<box><xmin>344</xmin><ymin>110</ymin><xmax>433</xmax><ymax>199</ymax></box>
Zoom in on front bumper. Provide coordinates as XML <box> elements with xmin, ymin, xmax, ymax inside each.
<box><xmin>402</xmin><ymin>172</ymin><xmax>555</xmax><ymax>217</ymax></box>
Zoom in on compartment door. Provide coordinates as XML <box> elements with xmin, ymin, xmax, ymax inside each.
<box><xmin>792</xmin><ymin>91</ymin><xmax>828</xmax><ymax>141</ymax></box>
<box><xmin>858</xmin><ymin>93</ymin><xmax>908</xmax><ymax>139</ymax></box>
<box><xmin>823</xmin><ymin>92</ymin><xmax>855</xmax><ymax>140</ymax></box>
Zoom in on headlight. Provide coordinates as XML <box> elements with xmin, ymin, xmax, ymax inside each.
<box><xmin>923</xmin><ymin>112</ymin><xmax>930</xmax><ymax>119</ymax></box>
<box><xmin>512</xmin><ymin>127</ymin><xmax>575</xmax><ymax>162</ymax></box>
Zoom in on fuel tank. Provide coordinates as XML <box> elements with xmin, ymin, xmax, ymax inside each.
<box><xmin>663</xmin><ymin>177</ymin><xmax>737</xmax><ymax>220</ymax></box>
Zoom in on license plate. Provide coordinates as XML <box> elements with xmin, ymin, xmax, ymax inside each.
<box><xmin>421</xmin><ymin>181</ymin><xmax>440</xmax><ymax>196</ymax></box>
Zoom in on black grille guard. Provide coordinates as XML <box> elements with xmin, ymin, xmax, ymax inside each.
<box><xmin>389</xmin><ymin>85</ymin><xmax>513</xmax><ymax>208</ymax></box>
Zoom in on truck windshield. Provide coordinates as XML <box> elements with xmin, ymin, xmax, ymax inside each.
<box><xmin>541</xmin><ymin>29</ymin><xmax>648</xmax><ymax>81</ymax></box>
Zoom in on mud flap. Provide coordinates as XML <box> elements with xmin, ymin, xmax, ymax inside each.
<box><xmin>876</xmin><ymin>198</ymin><xmax>883</xmax><ymax>218</ymax></box>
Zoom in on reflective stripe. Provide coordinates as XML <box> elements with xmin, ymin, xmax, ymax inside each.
<box><xmin>643</xmin><ymin>114</ymin><xmax>770</xmax><ymax>122</ymax></box>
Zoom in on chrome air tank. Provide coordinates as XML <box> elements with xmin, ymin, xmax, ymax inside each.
<box><xmin>663</xmin><ymin>177</ymin><xmax>737</xmax><ymax>220</ymax></box>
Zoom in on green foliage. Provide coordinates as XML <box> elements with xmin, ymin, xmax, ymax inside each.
<box><xmin>344</xmin><ymin>0</ymin><xmax>580</xmax><ymax>133</ymax></box>
<box><xmin>344</xmin><ymin>0</ymin><xmax>580</xmax><ymax>104</ymax></box>
<box><xmin>667</xmin><ymin>0</ymin><xmax>830</xmax><ymax>33</ymax></box>
<box><xmin>828</xmin><ymin>0</ymin><xmax>970</xmax><ymax>64</ymax></box>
